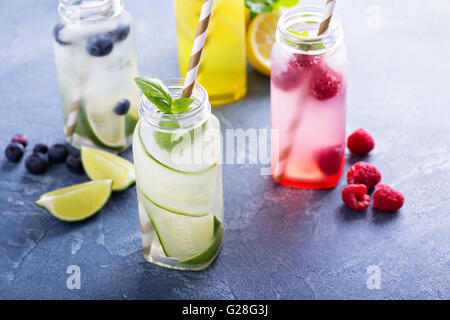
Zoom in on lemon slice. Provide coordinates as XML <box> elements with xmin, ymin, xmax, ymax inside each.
<box><xmin>81</xmin><ymin>146</ymin><xmax>135</xmax><ymax>191</ymax></box>
<box><xmin>36</xmin><ymin>180</ymin><xmax>113</xmax><ymax>222</ymax></box>
<box><xmin>246</xmin><ymin>12</ymin><xmax>281</xmax><ymax>76</ymax></box>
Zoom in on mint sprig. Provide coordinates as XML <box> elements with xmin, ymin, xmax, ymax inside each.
<box><xmin>134</xmin><ymin>77</ymin><xmax>194</xmax><ymax>114</ymax></box>
<box><xmin>154</xmin><ymin>120</ymin><xmax>182</xmax><ymax>152</ymax></box>
<box><xmin>288</xmin><ymin>30</ymin><xmax>325</xmax><ymax>51</ymax></box>
<box><xmin>245</xmin><ymin>0</ymin><xmax>299</xmax><ymax>19</ymax></box>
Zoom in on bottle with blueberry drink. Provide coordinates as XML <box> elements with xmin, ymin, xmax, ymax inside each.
<box><xmin>53</xmin><ymin>0</ymin><xmax>140</xmax><ymax>152</ymax></box>
<box><xmin>271</xmin><ymin>5</ymin><xmax>347</xmax><ymax>189</ymax></box>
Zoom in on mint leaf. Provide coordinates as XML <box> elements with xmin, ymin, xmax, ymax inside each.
<box><xmin>289</xmin><ymin>30</ymin><xmax>309</xmax><ymax>37</ymax></box>
<box><xmin>288</xmin><ymin>30</ymin><xmax>325</xmax><ymax>51</ymax></box>
<box><xmin>245</xmin><ymin>1</ymin><xmax>272</xmax><ymax>15</ymax></box>
<box><xmin>171</xmin><ymin>97</ymin><xmax>194</xmax><ymax>114</ymax></box>
<box><xmin>271</xmin><ymin>0</ymin><xmax>299</xmax><ymax>11</ymax></box>
<box><xmin>154</xmin><ymin>121</ymin><xmax>182</xmax><ymax>152</ymax></box>
<box><xmin>299</xmin><ymin>42</ymin><xmax>325</xmax><ymax>51</ymax></box>
<box><xmin>134</xmin><ymin>77</ymin><xmax>172</xmax><ymax>113</ymax></box>
<box><xmin>245</xmin><ymin>0</ymin><xmax>299</xmax><ymax>18</ymax></box>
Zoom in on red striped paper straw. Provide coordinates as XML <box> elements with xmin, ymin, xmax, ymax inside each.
<box><xmin>181</xmin><ymin>0</ymin><xmax>214</xmax><ymax>98</ymax></box>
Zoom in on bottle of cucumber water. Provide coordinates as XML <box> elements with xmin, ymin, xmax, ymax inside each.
<box><xmin>133</xmin><ymin>78</ymin><xmax>223</xmax><ymax>271</ymax></box>
<box><xmin>53</xmin><ymin>0</ymin><xmax>140</xmax><ymax>152</ymax></box>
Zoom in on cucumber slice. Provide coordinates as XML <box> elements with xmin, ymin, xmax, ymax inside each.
<box><xmin>179</xmin><ymin>216</ymin><xmax>223</xmax><ymax>265</ymax></box>
<box><xmin>137</xmin><ymin>188</ymin><xmax>215</xmax><ymax>259</ymax></box>
<box><xmin>132</xmin><ymin>122</ymin><xmax>218</xmax><ymax>216</ymax></box>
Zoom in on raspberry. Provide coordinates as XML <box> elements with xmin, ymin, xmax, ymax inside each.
<box><xmin>373</xmin><ymin>183</ymin><xmax>404</xmax><ymax>212</ymax></box>
<box><xmin>347</xmin><ymin>161</ymin><xmax>381</xmax><ymax>189</ymax></box>
<box><xmin>309</xmin><ymin>66</ymin><xmax>342</xmax><ymax>101</ymax></box>
<box><xmin>347</xmin><ymin>128</ymin><xmax>375</xmax><ymax>156</ymax></box>
<box><xmin>342</xmin><ymin>184</ymin><xmax>371</xmax><ymax>211</ymax></box>
<box><xmin>294</xmin><ymin>54</ymin><xmax>321</xmax><ymax>69</ymax></box>
<box><xmin>272</xmin><ymin>59</ymin><xmax>303</xmax><ymax>90</ymax></box>
<box><xmin>316</xmin><ymin>144</ymin><xmax>345</xmax><ymax>175</ymax></box>
<box><xmin>11</xmin><ymin>134</ymin><xmax>28</xmax><ymax>147</ymax></box>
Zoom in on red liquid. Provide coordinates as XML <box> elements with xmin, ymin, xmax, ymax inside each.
<box><xmin>270</xmin><ymin>43</ymin><xmax>347</xmax><ymax>189</ymax></box>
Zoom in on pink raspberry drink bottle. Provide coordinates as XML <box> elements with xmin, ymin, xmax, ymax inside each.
<box><xmin>271</xmin><ymin>6</ymin><xmax>347</xmax><ymax>189</ymax></box>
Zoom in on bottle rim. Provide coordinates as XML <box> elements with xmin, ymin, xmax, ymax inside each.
<box><xmin>139</xmin><ymin>78</ymin><xmax>211</xmax><ymax>133</ymax></box>
<box><xmin>276</xmin><ymin>5</ymin><xmax>343</xmax><ymax>55</ymax></box>
<box><xmin>58</xmin><ymin>0</ymin><xmax>124</xmax><ymax>23</ymax></box>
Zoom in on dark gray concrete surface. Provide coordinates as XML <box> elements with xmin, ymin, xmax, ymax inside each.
<box><xmin>0</xmin><ymin>0</ymin><xmax>449</xmax><ymax>299</ymax></box>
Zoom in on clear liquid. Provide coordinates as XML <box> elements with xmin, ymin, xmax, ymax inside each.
<box><xmin>132</xmin><ymin>116</ymin><xmax>224</xmax><ymax>270</ymax></box>
<box><xmin>53</xmin><ymin>10</ymin><xmax>140</xmax><ymax>152</ymax></box>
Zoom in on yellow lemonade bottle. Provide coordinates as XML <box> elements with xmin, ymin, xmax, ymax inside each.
<box><xmin>175</xmin><ymin>0</ymin><xmax>247</xmax><ymax>105</ymax></box>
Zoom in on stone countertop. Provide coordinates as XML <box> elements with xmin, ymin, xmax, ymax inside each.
<box><xmin>0</xmin><ymin>0</ymin><xmax>449</xmax><ymax>299</ymax></box>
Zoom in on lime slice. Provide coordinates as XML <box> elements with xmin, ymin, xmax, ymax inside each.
<box><xmin>179</xmin><ymin>216</ymin><xmax>223</xmax><ymax>265</ymax></box>
<box><xmin>79</xmin><ymin>98</ymin><xmax>127</xmax><ymax>151</ymax></box>
<box><xmin>125</xmin><ymin>113</ymin><xmax>138</xmax><ymax>136</ymax></box>
<box><xmin>81</xmin><ymin>146</ymin><xmax>135</xmax><ymax>191</ymax></box>
<box><xmin>36</xmin><ymin>180</ymin><xmax>113</xmax><ymax>222</ymax></box>
<box><xmin>137</xmin><ymin>188</ymin><xmax>216</xmax><ymax>259</ymax></box>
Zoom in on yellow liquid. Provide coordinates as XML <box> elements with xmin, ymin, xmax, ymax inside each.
<box><xmin>175</xmin><ymin>0</ymin><xmax>247</xmax><ymax>105</ymax></box>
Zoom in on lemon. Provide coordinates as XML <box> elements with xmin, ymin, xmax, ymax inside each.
<box><xmin>36</xmin><ymin>180</ymin><xmax>113</xmax><ymax>222</ymax></box>
<box><xmin>246</xmin><ymin>12</ymin><xmax>281</xmax><ymax>77</ymax></box>
<box><xmin>81</xmin><ymin>146</ymin><xmax>135</xmax><ymax>191</ymax></box>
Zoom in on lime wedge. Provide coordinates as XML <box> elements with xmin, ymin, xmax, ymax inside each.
<box><xmin>79</xmin><ymin>98</ymin><xmax>127</xmax><ymax>151</ymax></box>
<box><xmin>36</xmin><ymin>180</ymin><xmax>113</xmax><ymax>222</ymax></box>
<box><xmin>179</xmin><ymin>216</ymin><xmax>223</xmax><ymax>265</ymax></box>
<box><xmin>81</xmin><ymin>146</ymin><xmax>135</xmax><ymax>191</ymax></box>
<box><xmin>125</xmin><ymin>113</ymin><xmax>138</xmax><ymax>136</ymax></box>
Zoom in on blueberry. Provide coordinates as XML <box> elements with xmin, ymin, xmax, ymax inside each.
<box><xmin>107</xmin><ymin>24</ymin><xmax>130</xmax><ymax>42</ymax></box>
<box><xmin>65</xmin><ymin>153</ymin><xmax>84</xmax><ymax>174</ymax></box>
<box><xmin>48</xmin><ymin>144</ymin><xmax>69</xmax><ymax>163</ymax></box>
<box><xmin>53</xmin><ymin>23</ymin><xmax>70</xmax><ymax>46</ymax></box>
<box><xmin>25</xmin><ymin>153</ymin><xmax>48</xmax><ymax>174</ymax></box>
<box><xmin>5</xmin><ymin>142</ymin><xmax>24</xmax><ymax>163</ymax></box>
<box><xmin>11</xmin><ymin>133</ymin><xmax>28</xmax><ymax>147</ymax></box>
<box><xmin>33</xmin><ymin>143</ymin><xmax>48</xmax><ymax>154</ymax></box>
<box><xmin>86</xmin><ymin>36</ymin><xmax>114</xmax><ymax>57</ymax></box>
<box><xmin>113</xmin><ymin>99</ymin><xmax>130</xmax><ymax>115</ymax></box>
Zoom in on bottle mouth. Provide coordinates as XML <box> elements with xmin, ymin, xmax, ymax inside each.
<box><xmin>276</xmin><ymin>6</ymin><xmax>343</xmax><ymax>55</ymax></box>
<box><xmin>58</xmin><ymin>0</ymin><xmax>123</xmax><ymax>23</ymax></box>
<box><xmin>139</xmin><ymin>78</ymin><xmax>211</xmax><ymax>133</ymax></box>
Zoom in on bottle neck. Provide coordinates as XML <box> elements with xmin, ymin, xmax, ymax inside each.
<box><xmin>139</xmin><ymin>79</ymin><xmax>211</xmax><ymax>133</ymax></box>
<box><xmin>276</xmin><ymin>6</ymin><xmax>343</xmax><ymax>55</ymax></box>
<box><xmin>58</xmin><ymin>0</ymin><xmax>124</xmax><ymax>23</ymax></box>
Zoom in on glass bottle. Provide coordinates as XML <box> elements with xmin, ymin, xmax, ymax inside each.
<box><xmin>174</xmin><ymin>0</ymin><xmax>247</xmax><ymax>105</ymax></box>
<box><xmin>53</xmin><ymin>0</ymin><xmax>140</xmax><ymax>152</ymax></box>
<box><xmin>271</xmin><ymin>5</ymin><xmax>347</xmax><ymax>188</ymax></box>
<box><xmin>132</xmin><ymin>78</ymin><xmax>224</xmax><ymax>271</ymax></box>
